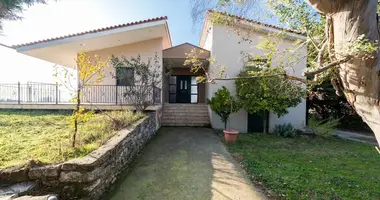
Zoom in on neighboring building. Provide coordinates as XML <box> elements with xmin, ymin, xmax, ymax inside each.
<box><xmin>7</xmin><ymin>11</ymin><xmax>307</xmax><ymax>132</ymax></box>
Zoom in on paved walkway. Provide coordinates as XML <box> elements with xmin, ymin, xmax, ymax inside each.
<box><xmin>333</xmin><ymin>130</ymin><xmax>377</xmax><ymax>145</ymax></box>
<box><xmin>103</xmin><ymin>127</ymin><xmax>267</xmax><ymax>200</ymax></box>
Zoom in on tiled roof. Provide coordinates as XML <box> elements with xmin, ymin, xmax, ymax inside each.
<box><xmin>12</xmin><ymin>16</ymin><xmax>168</xmax><ymax>48</ymax></box>
<box><xmin>208</xmin><ymin>10</ymin><xmax>305</xmax><ymax>36</ymax></box>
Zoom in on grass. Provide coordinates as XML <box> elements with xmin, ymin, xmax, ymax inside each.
<box><xmin>227</xmin><ymin>133</ymin><xmax>380</xmax><ymax>200</ymax></box>
<box><xmin>0</xmin><ymin>110</ymin><xmax>144</xmax><ymax>169</ymax></box>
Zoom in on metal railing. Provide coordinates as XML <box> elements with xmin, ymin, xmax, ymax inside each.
<box><xmin>0</xmin><ymin>82</ymin><xmax>161</xmax><ymax>105</ymax></box>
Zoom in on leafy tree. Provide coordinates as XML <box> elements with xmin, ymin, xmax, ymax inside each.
<box><xmin>0</xmin><ymin>0</ymin><xmax>49</xmax><ymax>30</ymax></box>
<box><xmin>110</xmin><ymin>54</ymin><xmax>161</xmax><ymax>113</ymax></box>
<box><xmin>190</xmin><ymin>0</ymin><xmax>380</xmax><ymax>148</ymax></box>
<box><xmin>54</xmin><ymin>52</ymin><xmax>108</xmax><ymax>147</ymax></box>
<box><xmin>208</xmin><ymin>86</ymin><xmax>241</xmax><ymax>129</ymax></box>
<box><xmin>236</xmin><ymin>65</ymin><xmax>305</xmax><ymax>132</ymax></box>
<box><xmin>309</xmin><ymin>80</ymin><xmax>372</xmax><ymax>132</ymax></box>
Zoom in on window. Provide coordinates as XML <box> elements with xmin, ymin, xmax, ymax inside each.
<box><xmin>190</xmin><ymin>76</ymin><xmax>198</xmax><ymax>103</ymax></box>
<box><xmin>116</xmin><ymin>67</ymin><xmax>134</xmax><ymax>86</ymax></box>
<box><xmin>169</xmin><ymin>76</ymin><xmax>177</xmax><ymax>103</ymax></box>
<box><xmin>246</xmin><ymin>56</ymin><xmax>268</xmax><ymax>69</ymax></box>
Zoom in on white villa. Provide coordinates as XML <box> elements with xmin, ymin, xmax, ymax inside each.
<box><xmin>3</xmin><ymin>10</ymin><xmax>307</xmax><ymax>133</ymax></box>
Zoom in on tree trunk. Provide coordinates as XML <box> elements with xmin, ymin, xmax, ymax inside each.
<box><xmin>263</xmin><ymin>111</ymin><xmax>268</xmax><ymax>134</ymax></box>
<box><xmin>72</xmin><ymin>89</ymin><xmax>81</xmax><ymax>148</ymax></box>
<box><xmin>307</xmin><ymin>0</ymin><xmax>380</xmax><ymax>146</ymax></box>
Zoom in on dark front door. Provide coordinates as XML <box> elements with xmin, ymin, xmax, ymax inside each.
<box><xmin>248</xmin><ymin>112</ymin><xmax>266</xmax><ymax>133</ymax></box>
<box><xmin>176</xmin><ymin>76</ymin><xmax>191</xmax><ymax>103</ymax></box>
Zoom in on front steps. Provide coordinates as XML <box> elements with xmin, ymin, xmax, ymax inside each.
<box><xmin>161</xmin><ymin>104</ymin><xmax>210</xmax><ymax>127</ymax></box>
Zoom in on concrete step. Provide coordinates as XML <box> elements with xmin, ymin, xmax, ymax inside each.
<box><xmin>163</xmin><ymin>103</ymin><xmax>207</xmax><ymax>107</ymax></box>
<box><xmin>162</xmin><ymin>120</ymin><xmax>210</xmax><ymax>124</ymax></box>
<box><xmin>162</xmin><ymin>104</ymin><xmax>210</xmax><ymax>127</ymax></box>
<box><xmin>162</xmin><ymin>123</ymin><xmax>210</xmax><ymax>127</ymax></box>
<box><xmin>163</xmin><ymin>111</ymin><xmax>209</xmax><ymax>115</ymax></box>
<box><xmin>162</xmin><ymin>119</ymin><xmax>210</xmax><ymax>125</ymax></box>
<box><xmin>162</xmin><ymin>117</ymin><xmax>209</xmax><ymax>122</ymax></box>
<box><xmin>162</xmin><ymin>111</ymin><xmax>209</xmax><ymax>115</ymax></box>
<box><xmin>162</xmin><ymin>117</ymin><xmax>210</xmax><ymax>122</ymax></box>
<box><xmin>162</xmin><ymin>107</ymin><xmax>208</xmax><ymax>110</ymax></box>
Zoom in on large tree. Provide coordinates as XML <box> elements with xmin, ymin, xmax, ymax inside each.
<box><xmin>0</xmin><ymin>0</ymin><xmax>47</xmax><ymax>30</ymax></box>
<box><xmin>191</xmin><ymin>0</ymin><xmax>380</xmax><ymax>149</ymax></box>
<box><xmin>307</xmin><ymin>0</ymin><xmax>380</xmax><ymax>146</ymax></box>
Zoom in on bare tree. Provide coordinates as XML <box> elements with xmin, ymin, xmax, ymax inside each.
<box><xmin>110</xmin><ymin>54</ymin><xmax>161</xmax><ymax>113</ymax></box>
<box><xmin>54</xmin><ymin>52</ymin><xmax>108</xmax><ymax>148</ymax></box>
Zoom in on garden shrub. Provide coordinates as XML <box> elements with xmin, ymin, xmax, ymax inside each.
<box><xmin>208</xmin><ymin>86</ymin><xmax>241</xmax><ymax>129</ymax></box>
<box><xmin>308</xmin><ymin>116</ymin><xmax>339</xmax><ymax>136</ymax></box>
<box><xmin>273</xmin><ymin>123</ymin><xmax>297</xmax><ymax>137</ymax></box>
<box><xmin>235</xmin><ymin>65</ymin><xmax>305</xmax><ymax>117</ymax></box>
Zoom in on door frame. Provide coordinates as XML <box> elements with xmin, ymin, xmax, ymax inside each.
<box><xmin>176</xmin><ymin>75</ymin><xmax>191</xmax><ymax>103</ymax></box>
<box><xmin>169</xmin><ymin>75</ymin><xmax>195</xmax><ymax>104</ymax></box>
<box><xmin>247</xmin><ymin>111</ymin><xmax>269</xmax><ymax>133</ymax></box>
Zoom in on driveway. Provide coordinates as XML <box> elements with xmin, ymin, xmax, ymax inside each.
<box><xmin>103</xmin><ymin>127</ymin><xmax>267</xmax><ymax>200</ymax></box>
<box><xmin>333</xmin><ymin>130</ymin><xmax>377</xmax><ymax>145</ymax></box>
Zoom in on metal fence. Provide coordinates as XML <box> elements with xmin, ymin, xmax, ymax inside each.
<box><xmin>0</xmin><ymin>82</ymin><xmax>161</xmax><ymax>105</ymax></box>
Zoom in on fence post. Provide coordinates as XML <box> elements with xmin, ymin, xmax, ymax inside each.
<box><xmin>55</xmin><ymin>83</ymin><xmax>59</xmax><ymax>104</ymax></box>
<box><xmin>17</xmin><ymin>82</ymin><xmax>21</xmax><ymax>104</ymax></box>
<box><xmin>152</xmin><ymin>85</ymin><xmax>155</xmax><ymax>104</ymax></box>
<box><xmin>115</xmin><ymin>85</ymin><xmax>118</xmax><ymax>105</ymax></box>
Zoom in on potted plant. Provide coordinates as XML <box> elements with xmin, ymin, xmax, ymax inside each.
<box><xmin>208</xmin><ymin>86</ymin><xmax>241</xmax><ymax>144</ymax></box>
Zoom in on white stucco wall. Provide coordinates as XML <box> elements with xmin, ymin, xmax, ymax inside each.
<box><xmin>203</xmin><ymin>24</ymin><xmax>307</xmax><ymax>132</ymax></box>
<box><xmin>83</xmin><ymin>38</ymin><xmax>164</xmax><ymax>104</ymax></box>
<box><xmin>86</xmin><ymin>38</ymin><xmax>164</xmax><ymax>85</ymax></box>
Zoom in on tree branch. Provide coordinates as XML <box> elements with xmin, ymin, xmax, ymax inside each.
<box><xmin>302</xmin><ymin>57</ymin><xmax>351</xmax><ymax>77</ymax></box>
<box><xmin>284</xmin><ymin>74</ymin><xmax>311</xmax><ymax>84</ymax></box>
<box><xmin>317</xmin><ymin>40</ymin><xmax>328</xmax><ymax>67</ymax></box>
<box><xmin>213</xmin><ymin>73</ymin><xmax>311</xmax><ymax>84</ymax></box>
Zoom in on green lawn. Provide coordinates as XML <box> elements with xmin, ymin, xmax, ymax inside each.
<box><xmin>227</xmin><ymin>133</ymin><xmax>380</xmax><ymax>200</ymax></box>
<box><xmin>0</xmin><ymin>110</ymin><xmax>144</xmax><ymax>168</ymax></box>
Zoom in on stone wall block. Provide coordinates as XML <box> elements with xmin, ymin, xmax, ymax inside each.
<box><xmin>28</xmin><ymin>165</ymin><xmax>61</xmax><ymax>180</ymax></box>
<box><xmin>0</xmin><ymin>167</ymin><xmax>30</xmax><ymax>184</ymax></box>
<box><xmin>1</xmin><ymin>114</ymin><xmax>159</xmax><ymax>200</ymax></box>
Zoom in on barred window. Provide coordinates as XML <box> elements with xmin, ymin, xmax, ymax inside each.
<box><xmin>116</xmin><ymin>67</ymin><xmax>134</xmax><ymax>86</ymax></box>
<box><xmin>246</xmin><ymin>57</ymin><xmax>268</xmax><ymax>68</ymax></box>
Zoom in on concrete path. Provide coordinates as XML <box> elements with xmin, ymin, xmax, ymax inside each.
<box><xmin>333</xmin><ymin>130</ymin><xmax>377</xmax><ymax>145</ymax></box>
<box><xmin>103</xmin><ymin>127</ymin><xmax>267</xmax><ymax>200</ymax></box>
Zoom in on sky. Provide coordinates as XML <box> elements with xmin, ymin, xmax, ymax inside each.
<box><xmin>0</xmin><ymin>0</ymin><xmax>204</xmax><ymax>83</ymax></box>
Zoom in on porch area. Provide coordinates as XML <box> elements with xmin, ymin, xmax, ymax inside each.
<box><xmin>160</xmin><ymin>43</ymin><xmax>211</xmax><ymax>126</ymax></box>
<box><xmin>162</xmin><ymin>43</ymin><xmax>209</xmax><ymax>104</ymax></box>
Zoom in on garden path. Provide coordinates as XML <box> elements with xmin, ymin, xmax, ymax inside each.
<box><xmin>103</xmin><ymin>127</ymin><xmax>267</xmax><ymax>200</ymax></box>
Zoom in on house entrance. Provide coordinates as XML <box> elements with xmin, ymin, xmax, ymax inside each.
<box><xmin>169</xmin><ymin>76</ymin><xmax>198</xmax><ymax>103</ymax></box>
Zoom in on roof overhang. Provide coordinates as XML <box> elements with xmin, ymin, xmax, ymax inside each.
<box><xmin>13</xmin><ymin>18</ymin><xmax>172</xmax><ymax>67</ymax></box>
<box><xmin>200</xmin><ymin>10</ymin><xmax>307</xmax><ymax>47</ymax></box>
<box><xmin>163</xmin><ymin>43</ymin><xmax>210</xmax><ymax>68</ymax></box>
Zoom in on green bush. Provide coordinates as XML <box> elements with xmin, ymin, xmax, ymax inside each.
<box><xmin>308</xmin><ymin>116</ymin><xmax>339</xmax><ymax>136</ymax></box>
<box><xmin>208</xmin><ymin>86</ymin><xmax>241</xmax><ymax>129</ymax></box>
<box><xmin>273</xmin><ymin>123</ymin><xmax>297</xmax><ymax>137</ymax></box>
<box><xmin>235</xmin><ymin>65</ymin><xmax>305</xmax><ymax>117</ymax></box>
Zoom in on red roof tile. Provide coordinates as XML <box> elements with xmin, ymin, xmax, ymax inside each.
<box><xmin>208</xmin><ymin>10</ymin><xmax>305</xmax><ymax>36</ymax></box>
<box><xmin>12</xmin><ymin>16</ymin><xmax>168</xmax><ymax>48</ymax></box>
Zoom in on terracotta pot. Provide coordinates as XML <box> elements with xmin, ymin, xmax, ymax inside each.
<box><xmin>223</xmin><ymin>129</ymin><xmax>239</xmax><ymax>144</ymax></box>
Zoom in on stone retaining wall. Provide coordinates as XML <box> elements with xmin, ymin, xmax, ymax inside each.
<box><xmin>1</xmin><ymin>114</ymin><xmax>159</xmax><ymax>200</ymax></box>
